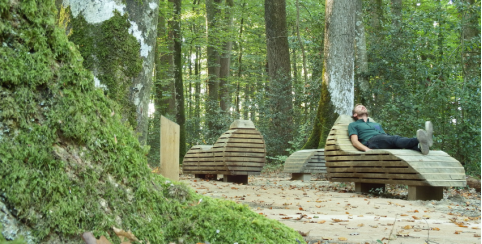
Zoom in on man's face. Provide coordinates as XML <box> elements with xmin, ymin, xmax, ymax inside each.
<box><xmin>353</xmin><ymin>105</ymin><xmax>368</xmax><ymax>117</ymax></box>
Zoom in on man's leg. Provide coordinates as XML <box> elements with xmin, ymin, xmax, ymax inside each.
<box><xmin>367</xmin><ymin>135</ymin><xmax>400</xmax><ymax>149</ymax></box>
<box><xmin>368</xmin><ymin>135</ymin><xmax>420</xmax><ymax>151</ymax></box>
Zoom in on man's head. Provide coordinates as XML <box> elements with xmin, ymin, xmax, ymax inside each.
<box><xmin>352</xmin><ymin>104</ymin><xmax>368</xmax><ymax>120</ymax></box>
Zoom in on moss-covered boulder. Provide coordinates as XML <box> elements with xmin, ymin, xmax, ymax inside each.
<box><xmin>0</xmin><ymin>1</ymin><xmax>303</xmax><ymax>243</ymax></box>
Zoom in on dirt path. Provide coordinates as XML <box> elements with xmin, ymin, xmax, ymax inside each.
<box><xmin>180</xmin><ymin>173</ymin><xmax>481</xmax><ymax>244</ymax></box>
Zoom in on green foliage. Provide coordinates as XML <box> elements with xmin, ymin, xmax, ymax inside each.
<box><xmin>360</xmin><ymin>0</ymin><xmax>481</xmax><ymax>175</ymax></box>
<box><xmin>0</xmin><ymin>1</ymin><xmax>303</xmax><ymax>243</ymax></box>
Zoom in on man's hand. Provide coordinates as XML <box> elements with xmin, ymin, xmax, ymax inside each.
<box><xmin>350</xmin><ymin>135</ymin><xmax>371</xmax><ymax>152</ymax></box>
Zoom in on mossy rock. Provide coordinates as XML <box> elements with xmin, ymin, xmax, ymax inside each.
<box><xmin>0</xmin><ymin>1</ymin><xmax>303</xmax><ymax>243</ymax></box>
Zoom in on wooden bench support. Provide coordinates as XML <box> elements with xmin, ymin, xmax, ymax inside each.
<box><xmin>291</xmin><ymin>173</ymin><xmax>311</xmax><ymax>181</ymax></box>
<box><xmin>408</xmin><ymin>186</ymin><xmax>444</xmax><ymax>201</ymax></box>
<box><xmin>223</xmin><ymin>175</ymin><xmax>248</xmax><ymax>184</ymax></box>
<box><xmin>355</xmin><ymin>183</ymin><xmax>385</xmax><ymax>193</ymax></box>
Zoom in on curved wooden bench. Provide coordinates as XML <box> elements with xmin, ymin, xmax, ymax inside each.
<box><xmin>282</xmin><ymin>149</ymin><xmax>326</xmax><ymax>181</ymax></box>
<box><xmin>324</xmin><ymin>115</ymin><xmax>466</xmax><ymax>200</ymax></box>
<box><xmin>182</xmin><ymin>120</ymin><xmax>266</xmax><ymax>184</ymax></box>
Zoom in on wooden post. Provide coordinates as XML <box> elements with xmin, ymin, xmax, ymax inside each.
<box><xmin>408</xmin><ymin>186</ymin><xmax>443</xmax><ymax>201</ymax></box>
<box><xmin>160</xmin><ymin>116</ymin><xmax>180</xmax><ymax>181</ymax></box>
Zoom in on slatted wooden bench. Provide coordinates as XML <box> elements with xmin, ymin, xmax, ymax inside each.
<box><xmin>324</xmin><ymin>115</ymin><xmax>466</xmax><ymax>200</ymax></box>
<box><xmin>282</xmin><ymin>149</ymin><xmax>326</xmax><ymax>181</ymax></box>
<box><xmin>182</xmin><ymin>120</ymin><xmax>266</xmax><ymax>184</ymax></box>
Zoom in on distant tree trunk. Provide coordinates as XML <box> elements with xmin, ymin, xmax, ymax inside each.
<box><xmin>461</xmin><ymin>0</ymin><xmax>480</xmax><ymax>82</ymax></box>
<box><xmin>302</xmin><ymin>0</ymin><xmax>355</xmax><ymax>149</ymax></box>
<box><xmin>169</xmin><ymin>0</ymin><xmax>186</xmax><ymax>161</ymax></box>
<box><xmin>219</xmin><ymin>0</ymin><xmax>234</xmax><ymax>115</ymax></box>
<box><xmin>63</xmin><ymin>0</ymin><xmax>159</xmax><ymax>145</ymax></box>
<box><xmin>265</xmin><ymin>0</ymin><xmax>293</xmax><ymax>155</ymax></box>
<box><xmin>354</xmin><ymin>0</ymin><xmax>369</xmax><ymax>104</ymax></box>
<box><xmin>206</xmin><ymin>0</ymin><xmax>222</xmax><ymax>139</ymax></box>
<box><xmin>391</xmin><ymin>0</ymin><xmax>402</xmax><ymax>32</ymax></box>
<box><xmin>148</xmin><ymin>0</ymin><xmax>169</xmax><ymax>167</ymax></box>
<box><xmin>295</xmin><ymin>0</ymin><xmax>308</xmax><ymax>84</ymax></box>
<box><xmin>236</xmin><ymin>3</ymin><xmax>246</xmax><ymax>115</ymax></box>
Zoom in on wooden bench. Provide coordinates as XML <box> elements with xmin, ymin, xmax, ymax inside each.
<box><xmin>324</xmin><ymin>115</ymin><xmax>466</xmax><ymax>200</ymax></box>
<box><xmin>182</xmin><ymin>120</ymin><xmax>266</xmax><ymax>184</ymax></box>
<box><xmin>282</xmin><ymin>149</ymin><xmax>326</xmax><ymax>181</ymax></box>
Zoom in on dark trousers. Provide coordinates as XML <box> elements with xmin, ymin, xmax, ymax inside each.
<box><xmin>366</xmin><ymin>134</ymin><xmax>420</xmax><ymax>151</ymax></box>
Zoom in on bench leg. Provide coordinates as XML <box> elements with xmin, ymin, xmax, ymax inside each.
<box><xmin>291</xmin><ymin>173</ymin><xmax>311</xmax><ymax>181</ymax></box>
<box><xmin>408</xmin><ymin>186</ymin><xmax>443</xmax><ymax>201</ymax></box>
<box><xmin>223</xmin><ymin>175</ymin><xmax>249</xmax><ymax>184</ymax></box>
<box><xmin>355</xmin><ymin>183</ymin><xmax>385</xmax><ymax>193</ymax></box>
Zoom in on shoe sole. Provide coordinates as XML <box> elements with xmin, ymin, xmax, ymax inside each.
<box><xmin>417</xmin><ymin>129</ymin><xmax>429</xmax><ymax>155</ymax></box>
<box><xmin>425</xmin><ymin>121</ymin><xmax>433</xmax><ymax>147</ymax></box>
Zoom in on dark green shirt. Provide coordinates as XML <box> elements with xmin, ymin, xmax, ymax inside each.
<box><xmin>348</xmin><ymin>119</ymin><xmax>386</xmax><ymax>145</ymax></box>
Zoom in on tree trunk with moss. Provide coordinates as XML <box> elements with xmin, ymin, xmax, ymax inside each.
<box><xmin>302</xmin><ymin>0</ymin><xmax>355</xmax><ymax>149</ymax></box>
<box><xmin>59</xmin><ymin>0</ymin><xmax>158</xmax><ymax>146</ymax></box>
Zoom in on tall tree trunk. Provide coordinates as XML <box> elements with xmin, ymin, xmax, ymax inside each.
<box><xmin>235</xmin><ymin>2</ymin><xmax>246</xmax><ymax>116</ymax></box>
<box><xmin>219</xmin><ymin>0</ymin><xmax>234</xmax><ymax>115</ymax></box>
<box><xmin>169</xmin><ymin>0</ymin><xmax>186</xmax><ymax>161</ymax></box>
<box><xmin>206</xmin><ymin>0</ymin><xmax>222</xmax><ymax>139</ymax></box>
<box><xmin>295</xmin><ymin>0</ymin><xmax>308</xmax><ymax>84</ymax></box>
<box><xmin>148</xmin><ymin>0</ymin><xmax>169</xmax><ymax>167</ymax></box>
<box><xmin>354</xmin><ymin>0</ymin><xmax>369</xmax><ymax>104</ymax></box>
<box><xmin>265</xmin><ymin>0</ymin><xmax>293</xmax><ymax>155</ymax></box>
<box><xmin>302</xmin><ymin>0</ymin><xmax>356</xmax><ymax>149</ymax></box>
<box><xmin>64</xmin><ymin>0</ymin><xmax>159</xmax><ymax>145</ymax></box>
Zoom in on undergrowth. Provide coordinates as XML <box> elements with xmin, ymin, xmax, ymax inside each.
<box><xmin>0</xmin><ymin>1</ymin><xmax>303</xmax><ymax>243</ymax></box>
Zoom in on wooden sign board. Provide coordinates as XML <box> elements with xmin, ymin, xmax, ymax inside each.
<box><xmin>160</xmin><ymin>116</ymin><xmax>179</xmax><ymax>181</ymax></box>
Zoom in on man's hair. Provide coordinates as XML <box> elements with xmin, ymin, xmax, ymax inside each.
<box><xmin>351</xmin><ymin>103</ymin><xmax>368</xmax><ymax>120</ymax></box>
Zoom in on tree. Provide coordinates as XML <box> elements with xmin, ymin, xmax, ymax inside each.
<box><xmin>206</xmin><ymin>0</ymin><xmax>222</xmax><ymax>139</ymax></box>
<box><xmin>219</xmin><ymin>0</ymin><xmax>235</xmax><ymax>115</ymax></box>
<box><xmin>61</xmin><ymin>0</ymin><xmax>159</xmax><ymax>145</ymax></box>
<box><xmin>265</xmin><ymin>0</ymin><xmax>293</xmax><ymax>155</ymax></box>
<box><xmin>169</xmin><ymin>0</ymin><xmax>187</xmax><ymax>161</ymax></box>
<box><xmin>303</xmin><ymin>0</ymin><xmax>356</xmax><ymax>149</ymax></box>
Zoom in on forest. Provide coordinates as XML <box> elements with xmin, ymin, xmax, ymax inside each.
<box><xmin>142</xmin><ymin>0</ymin><xmax>481</xmax><ymax>175</ymax></box>
<box><xmin>0</xmin><ymin>0</ymin><xmax>480</xmax><ymax>243</ymax></box>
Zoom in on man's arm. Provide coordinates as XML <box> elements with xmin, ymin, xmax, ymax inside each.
<box><xmin>350</xmin><ymin>134</ymin><xmax>371</xmax><ymax>152</ymax></box>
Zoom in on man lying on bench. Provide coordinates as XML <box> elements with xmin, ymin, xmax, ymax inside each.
<box><xmin>348</xmin><ymin>104</ymin><xmax>433</xmax><ymax>155</ymax></box>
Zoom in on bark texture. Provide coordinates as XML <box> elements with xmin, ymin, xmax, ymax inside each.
<box><xmin>354</xmin><ymin>0</ymin><xmax>369</xmax><ymax>104</ymax></box>
<box><xmin>323</xmin><ymin>0</ymin><xmax>356</xmax><ymax>115</ymax></box>
<box><xmin>265</xmin><ymin>0</ymin><xmax>293</xmax><ymax>155</ymax></box>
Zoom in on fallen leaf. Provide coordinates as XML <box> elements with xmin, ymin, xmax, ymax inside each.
<box><xmin>358</xmin><ymin>223</ymin><xmax>364</xmax><ymax>227</ymax></box>
<box><xmin>403</xmin><ymin>225</ymin><xmax>412</xmax><ymax>230</ymax></box>
<box><xmin>318</xmin><ymin>220</ymin><xmax>326</xmax><ymax>224</ymax></box>
<box><xmin>338</xmin><ymin>237</ymin><xmax>347</xmax><ymax>241</ymax></box>
<box><xmin>431</xmin><ymin>227</ymin><xmax>440</xmax><ymax>231</ymax></box>
<box><xmin>113</xmin><ymin>227</ymin><xmax>140</xmax><ymax>242</ymax></box>
<box><xmin>475</xmin><ymin>234</ymin><xmax>481</xmax><ymax>237</ymax></box>
<box><xmin>298</xmin><ymin>230</ymin><xmax>311</xmax><ymax>236</ymax></box>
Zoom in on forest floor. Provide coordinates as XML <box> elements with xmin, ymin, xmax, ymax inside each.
<box><xmin>180</xmin><ymin>172</ymin><xmax>481</xmax><ymax>244</ymax></box>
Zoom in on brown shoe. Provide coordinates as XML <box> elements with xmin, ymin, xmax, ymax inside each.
<box><xmin>417</xmin><ymin>129</ymin><xmax>429</xmax><ymax>155</ymax></box>
<box><xmin>425</xmin><ymin>121</ymin><xmax>433</xmax><ymax>147</ymax></box>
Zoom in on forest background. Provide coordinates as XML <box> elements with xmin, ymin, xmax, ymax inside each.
<box><xmin>144</xmin><ymin>0</ymin><xmax>481</xmax><ymax>176</ymax></box>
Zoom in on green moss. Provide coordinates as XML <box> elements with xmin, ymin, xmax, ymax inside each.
<box><xmin>302</xmin><ymin>80</ymin><xmax>337</xmax><ymax>149</ymax></box>
<box><xmin>69</xmin><ymin>10</ymin><xmax>142</xmax><ymax>128</ymax></box>
<box><xmin>0</xmin><ymin>1</ymin><xmax>303</xmax><ymax>243</ymax></box>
